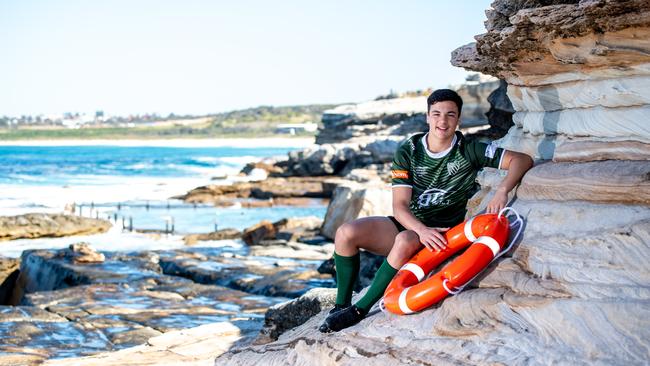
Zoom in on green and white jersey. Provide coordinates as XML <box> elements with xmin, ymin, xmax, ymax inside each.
<box><xmin>391</xmin><ymin>131</ymin><xmax>505</xmax><ymax>227</ymax></box>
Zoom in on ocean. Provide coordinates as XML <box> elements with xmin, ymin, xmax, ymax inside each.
<box><xmin>0</xmin><ymin>142</ymin><xmax>327</xmax><ymax>257</ymax></box>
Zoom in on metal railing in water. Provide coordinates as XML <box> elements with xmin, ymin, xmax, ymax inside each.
<box><xmin>72</xmin><ymin>200</ymin><xmax>219</xmax><ymax>235</ymax></box>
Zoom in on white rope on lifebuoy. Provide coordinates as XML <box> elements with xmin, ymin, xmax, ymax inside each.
<box><xmin>443</xmin><ymin>207</ymin><xmax>524</xmax><ymax>297</ymax></box>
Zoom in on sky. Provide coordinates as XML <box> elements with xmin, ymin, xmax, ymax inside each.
<box><xmin>0</xmin><ymin>0</ymin><xmax>493</xmax><ymax>117</ymax></box>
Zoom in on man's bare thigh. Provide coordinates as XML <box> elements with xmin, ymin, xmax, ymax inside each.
<box><xmin>342</xmin><ymin>216</ymin><xmax>400</xmax><ymax>256</ymax></box>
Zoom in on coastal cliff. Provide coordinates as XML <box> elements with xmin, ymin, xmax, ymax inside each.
<box><xmin>217</xmin><ymin>0</ymin><xmax>650</xmax><ymax>364</ymax></box>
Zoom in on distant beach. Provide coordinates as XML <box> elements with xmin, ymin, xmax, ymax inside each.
<box><xmin>0</xmin><ymin>137</ymin><xmax>315</xmax><ymax>148</ymax></box>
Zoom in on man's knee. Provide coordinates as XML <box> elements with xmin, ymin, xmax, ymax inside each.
<box><xmin>390</xmin><ymin>231</ymin><xmax>421</xmax><ymax>261</ymax></box>
<box><xmin>335</xmin><ymin>222</ymin><xmax>359</xmax><ymax>245</ymax></box>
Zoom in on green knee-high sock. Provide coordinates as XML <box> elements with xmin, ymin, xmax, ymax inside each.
<box><xmin>354</xmin><ymin>259</ymin><xmax>398</xmax><ymax>313</ymax></box>
<box><xmin>334</xmin><ymin>252</ymin><xmax>360</xmax><ymax>307</ymax></box>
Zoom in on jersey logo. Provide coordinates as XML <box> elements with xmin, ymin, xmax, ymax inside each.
<box><xmin>447</xmin><ymin>161</ymin><xmax>461</xmax><ymax>176</ymax></box>
<box><xmin>485</xmin><ymin>141</ymin><xmax>498</xmax><ymax>159</ymax></box>
<box><xmin>392</xmin><ymin>170</ymin><xmax>409</xmax><ymax>179</ymax></box>
<box><xmin>417</xmin><ymin>188</ymin><xmax>450</xmax><ymax>208</ymax></box>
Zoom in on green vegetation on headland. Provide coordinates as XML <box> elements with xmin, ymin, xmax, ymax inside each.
<box><xmin>0</xmin><ymin>104</ymin><xmax>337</xmax><ymax>140</ymax></box>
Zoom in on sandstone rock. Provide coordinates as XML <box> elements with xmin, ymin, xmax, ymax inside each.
<box><xmin>454</xmin><ymin>76</ymin><xmax>500</xmax><ymax>127</ymax></box>
<box><xmin>175</xmin><ymin>177</ymin><xmax>332</xmax><ymax>206</ymax></box>
<box><xmin>0</xmin><ymin>214</ymin><xmax>111</xmax><ymax>241</ymax></box>
<box><xmin>553</xmin><ymin>140</ymin><xmax>650</xmax><ymax>162</ymax></box>
<box><xmin>183</xmin><ymin>228</ymin><xmax>241</xmax><ymax>245</ymax></box>
<box><xmin>516</xmin><ymin>160</ymin><xmax>650</xmax><ymax>205</ymax></box>
<box><xmin>513</xmin><ymin>105</ymin><xmax>650</xmax><ymax>140</ymax></box>
<box><xmin>508</xmin><ymin>76</ymin><xmax>650</xmax><ymax>112</ymax></box>
<box><xmin>59</xmin><ymin>242</ymin><xmax>106</xmax><ymax>264</ymax></box>
<box><xmin>451</xmin><ymin>0</ymin><xmax>650</xmax><ymax>84</ymax></box>
<box><xmin>43</xmin><ymin>322</ymin><xmax>245</xmax><ymax>366</ymax></box>
<box><xmin>216</xmin><ymin>199</ymin><xmax>650</xmax><ymax>365</ymax></box>
<box><xmin>273</xmin><ymin>216</ymin><xmax>323</xmax><ymax>231</ymax></box>
<box><xmin>247</xmin><ymin>242</ymin><xmax>334</xmax><ymax>261</ymax></box>
<box><xmin>240</xmin><ymin>158</ymin><xmax>284</xmax><ymax>176</ymax></box>
<box><xmin>242</xmin><ymin>221</ymin><xmax>276</xmax><ymax>246</ymax></box>
<box><xmin>321</xmin><ymin>180</ymin><xmax>392</xmax><ymax>239</ymax></box>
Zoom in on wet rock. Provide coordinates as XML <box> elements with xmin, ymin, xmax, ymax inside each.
<box><xmin>11</xmin><ymin>248</ymin><xmax>164</xmax><ymax>305</ymax></box>
<box><xmin>0</xmin><ymin>213</ymin><xmax>111</xmax><ymax>241</ymax></box>
<box><xmin>257</xmin><ymin>287</ymin><xmax>336</xmax><ymax>343</ymax></box>
<box><xmin>159</xmin><ymin>250</ymin><xmax>332</xmax><ymax>298</ymax></box>
<box><xmin>183</xmin><ymin>228</ymin><xmax>241</xmax><ymax>245</ymax></box>
<box><xmin>0</xmin><ymin>306</ymin><xmax>112</xmax><ymax>363</ymax></box>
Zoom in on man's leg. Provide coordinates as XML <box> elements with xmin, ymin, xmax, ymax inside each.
<box><xmin>321</xmin><ymin>229</ymin><xmax>423</xmax><ymax>332</ymax></box>
<box><xmin>331</xmin><ymin>216</ymin><xmax>400</xmax><ymax>309</ymax></box>
<box><xmin>354</xmin><ymin>230</ymin><xmax>422</xmax><ymax>311</ymax></box>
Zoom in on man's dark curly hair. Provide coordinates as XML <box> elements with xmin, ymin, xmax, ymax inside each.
<box><xmin>427</xmin><ymin>89</ymin><xmax>463</xmax><ymax>114</ymax></box>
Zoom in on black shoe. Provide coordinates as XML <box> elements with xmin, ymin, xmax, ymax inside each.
<box><xmin>318</xmin><ymin>305</ymin><xmax>367</xmax><ymax>333</ymax></box>
<box><xmin>328</xmin><ymin>303</ymin><xmax>350</xmax><ymax>315</ymax></box>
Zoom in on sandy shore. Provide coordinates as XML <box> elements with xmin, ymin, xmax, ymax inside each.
<box><xmin>0</xmin><ymin>137</ymin><xmax>316</xmax><ymax>148</ymax></box>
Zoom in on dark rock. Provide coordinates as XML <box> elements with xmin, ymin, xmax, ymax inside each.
<box><xmin>256</xmin><ymin>288</ymin><xmax>336</xmax><ymax>343</ymax></box>
<box><xmin>0</xmin><ymin>256</ymin><xmax>19</xmax><ymax>305</ymax></box>
<box><xmin>466</xmin><ymin>79</ymin><xmax>515</xmax><ymax>141</ymax></box>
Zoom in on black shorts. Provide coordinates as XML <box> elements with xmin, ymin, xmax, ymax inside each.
<box><xmin>387</xmin><ymin>216</ymin><xmax>407</xmax><ymax>233</ymax></box>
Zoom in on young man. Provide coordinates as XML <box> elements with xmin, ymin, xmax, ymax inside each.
<box><xmin>319</xmin><ymin>89</ymin><xmax>533</xmax><ymax>333</ymax></box>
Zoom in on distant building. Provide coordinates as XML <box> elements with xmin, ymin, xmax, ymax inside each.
<box><xmin>275</xmin><ymin>122</ymin><xmax>318</xmax><ymax>135</ymax></box>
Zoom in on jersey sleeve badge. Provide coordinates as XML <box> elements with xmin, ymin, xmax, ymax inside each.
<box><xmin>391</xmin><ymin>170</ymin><xmax>409</xmax><ymax>179</ymax></box>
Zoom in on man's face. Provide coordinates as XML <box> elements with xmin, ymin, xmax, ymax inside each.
<box><xmin>427</xmin><ymin>101</ymin><xmax>460</xmax><ymax>140</ymax></box>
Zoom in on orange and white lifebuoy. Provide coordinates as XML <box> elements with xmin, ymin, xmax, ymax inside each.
<box><xmin>382</xmin><ymin>212</ymin><xmax>511</xmax><ymax>315</ymax></box>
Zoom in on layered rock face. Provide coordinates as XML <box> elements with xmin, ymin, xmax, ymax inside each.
<box><xmin>218</xmin><ymin>1</ymin><xmax>650</xmax><ymax>364</ymax></box>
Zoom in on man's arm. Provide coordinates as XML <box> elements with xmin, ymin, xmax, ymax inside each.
<box><xmin>393</xmin><ymin>187</ymin><xmax>449</xmax><ymax>251</ymax></box>
<box><xmin>486</xmin><ymin>150</ymin><xmax>534</xmax><ymax>214</ymax></box>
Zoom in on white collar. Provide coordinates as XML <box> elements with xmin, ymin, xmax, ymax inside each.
<box><xmin>421</xmin><ymin>133</ymin><xmax>457</xmax><ymax>158</ymax></box>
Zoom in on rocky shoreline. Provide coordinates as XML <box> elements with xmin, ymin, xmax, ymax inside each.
<box><xmin>0</xmin><ymin>63</ymin><xmax>508</xmax><ymax>364</ymax></box>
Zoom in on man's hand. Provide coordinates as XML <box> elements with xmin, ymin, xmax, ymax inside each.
<box><xmin>415</xmin><ymin>227</ymin><xmax>450</xmax><ymax>252</ymax></box>
<box><xmin>486</xmin><ymin>188</ymin><xmax>508</xmax><ymax>214</ymax></box>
